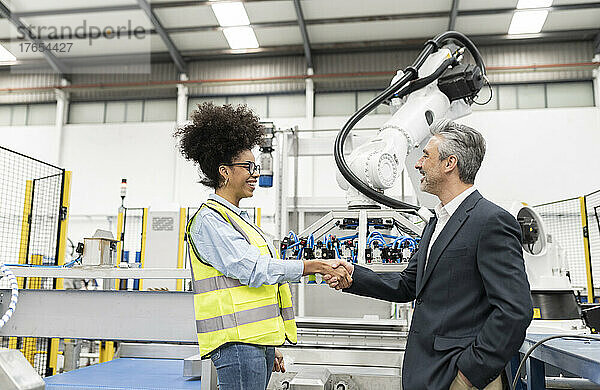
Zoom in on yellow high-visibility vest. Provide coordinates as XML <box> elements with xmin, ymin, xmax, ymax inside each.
<box><xmin>187</xmin><ymin>198</ymin><xmax>297</xmax><ymax>357</ymax></box>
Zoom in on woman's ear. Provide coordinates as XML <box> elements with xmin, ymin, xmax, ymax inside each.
<box><xmin>218</xmin><ymin>165</ymin><xmax>227</xmax><ymax>177</ymax></box>
<box><xmin>218</xmin><ymin>165</ymin><xmax>229</xmax><ymax>186</ymax></box>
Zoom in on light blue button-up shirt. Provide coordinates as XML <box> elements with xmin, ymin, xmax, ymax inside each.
<box><xmin>189</xmin><ymin>193</ymin><xmax>304</xmax><ymax>288</ymax></box>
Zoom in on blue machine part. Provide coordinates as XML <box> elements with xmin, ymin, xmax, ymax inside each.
<box><xmin>133</xmin><ymin>251</ymin><xmax>142</xmax><ymax>290</ymax></box>
<box><xmin>45</xmin><ymin>358</ymin><xmax>201</xmax><ymax>389</ymax></box>
<box><xmin>259</xmin><ymin>175</ymin><xmax>273</xmax><ymax>187</ymax></box>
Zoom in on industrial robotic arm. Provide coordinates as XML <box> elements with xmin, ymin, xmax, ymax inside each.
<box><xmin>335</xmin><ymin>31</ymin><xmax>486</xmax><ymax>212</ymax></box>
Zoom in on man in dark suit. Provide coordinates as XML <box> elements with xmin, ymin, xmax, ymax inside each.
<box><xmin>325</xmin><ymin>120</ymin><xmax>533</xmax><ymax>389</ymax></box>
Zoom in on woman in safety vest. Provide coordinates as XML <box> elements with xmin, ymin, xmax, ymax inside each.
<box><xmin>174</xmin><ymin>102</ymin><xmax>352</xmax><ymax>390</ymax></box>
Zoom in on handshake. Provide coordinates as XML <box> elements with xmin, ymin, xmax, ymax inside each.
<box><xmin>303</xmin><ymin>260</ymin><xmax>354</xmax><ymax>289</ymax></box>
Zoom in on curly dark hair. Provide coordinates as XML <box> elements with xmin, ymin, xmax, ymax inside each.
<box><xmin>174</xmin><ymin>102</ymin><xmax>264</xmax><ymax>189</ymax></box>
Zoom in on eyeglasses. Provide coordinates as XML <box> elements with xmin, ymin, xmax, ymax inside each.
<box><xmin>222</xmin><ymin>161</ymin><xmax>261</xmax><ymax>175</ymax></box>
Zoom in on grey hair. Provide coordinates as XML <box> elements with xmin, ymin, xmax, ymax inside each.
<box><xmin>429</xmin><ymin>119</ymin><xmax>486</xmax><ymax>184</ymax></box>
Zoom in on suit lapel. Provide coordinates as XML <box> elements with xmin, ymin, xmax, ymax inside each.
<box><xmin>416</xmin><ymin>216</ymin><xmax>437</xmax><ymax>295</ymax></box>
<box><xmin>416</xmin><ymin>191</ymin><xmax>482</xmax><ymax>297</ymax></box>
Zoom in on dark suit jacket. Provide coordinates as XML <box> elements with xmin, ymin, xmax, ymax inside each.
<box><xmin>344</xmin><ymin>190</ymin><xmax>533</xmax><ymax>389</ymax></box>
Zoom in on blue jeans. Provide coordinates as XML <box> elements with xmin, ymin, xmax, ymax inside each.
<box><xmin>210</xmin><ymin>344</ymin><xmax>276</xmax><ymax>390</ymax></box>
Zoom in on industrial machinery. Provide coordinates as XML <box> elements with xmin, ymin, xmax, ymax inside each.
<box><xmin>510</xmin><ymin>203</ymin><xmax>586</xmax><ymax>333</ymax></box>
<box><xmin>259</xmin><ymin>122</ymin><xmax>275</xmax><ymax>188</ymax></box>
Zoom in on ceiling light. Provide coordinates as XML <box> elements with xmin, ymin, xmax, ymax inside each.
<box><xmin>516</xmin><ymin>0</ymin><xmax>552</xmax><ymax>9</ymax></box>
<box><xmin>223</xmin><ymin>26</ymin><xmax>259</xmax><ymax>49</ymax></box>
<box><xmin>508</xmin><ymin>10</ymin><xmax>548</xmax><ymax>34</ymax></box>
<box><xmin>211</xmin><ymin>2</ymin><xmax>250</xmax><ymax>27</ymax></box>
<box><xmin>0</xmin><ymin>44</ymin><xmax>16</xmax><ymax>62</ymax></box>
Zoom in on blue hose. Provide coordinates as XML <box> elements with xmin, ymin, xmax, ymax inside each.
<box><xmin>367</xmin><ymin>236</ymin><xmax>387</xmax><ymax>248</ymax></box>
<box><xmin>288</xmin><ymin>231</ymin><xmax>298</xmax><ymax>242</ymax></box>
<box><xmin>308</xmin><ymin>234</ymin><xmax>315</xmax><ymax>249</ymax></box>
<box><xmin>392</xmin><ymin>237</ymin><xmax>417</xmax><ymax>249</ymax></box>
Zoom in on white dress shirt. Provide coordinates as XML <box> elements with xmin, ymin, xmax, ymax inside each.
<box><xmin>425</xmin><ymin>186</ymin><xmax>477</xmax><ymax>268</ymax></box>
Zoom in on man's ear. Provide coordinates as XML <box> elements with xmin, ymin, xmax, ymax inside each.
<box><xmin>445</xmin><ymin>155</ymin><xmax>458</xmax><ymax>173</ymax></box>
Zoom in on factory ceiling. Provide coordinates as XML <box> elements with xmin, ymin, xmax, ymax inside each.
<box><xmin>0</xmin><ymin>0</ymin><xmax>598</xmax><ymax>76</ymax></box>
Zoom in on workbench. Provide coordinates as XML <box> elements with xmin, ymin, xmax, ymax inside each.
<box><xmin>44</xmin><ymin>358</ymin><xmax>201</xmax><ymax>389</ymax></box>
<box><xmin>514</xmin><ymin>333</ymin><xmax>600</xmax><ymax>389</ymax></box>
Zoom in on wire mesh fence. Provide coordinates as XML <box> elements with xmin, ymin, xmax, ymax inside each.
<box><xmin>0</xmin><ymin>145</ymin><xmax>66</xmax><ymax>377</ymax></box>
<box><xmin>585</xmin><ymin>189</ymin><xmax>600</xmax><ymax>292</ymax></box>
<box><xmin>534</xmin><ymin>198</ymin><xmax>587</xmax><ymax>289</ymax></box>
<box><xmin>534</xmin><ymin>191</ymin><xmax>600</xmax><ymax>297</ymax></box>
<box><xmin>0</xmin><ymin>146</ymin><xmax>64</xmax><ymax>268</ymax></box>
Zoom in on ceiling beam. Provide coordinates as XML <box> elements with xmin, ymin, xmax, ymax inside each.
<box><xmin>13</xmin><ymin>5</ymin><xmax>139</xmax><ymax>18</ymax></box>
<box><xmin>5</xmin><ymin>8</ymin><xmax>599</xmax><ymax>40</ymax></box>
<box><xmin>136</xmin><ymin>0</ymin><xmax>187</xmax><ymax>74</ymax></box>
<box><xmin>5</xmin><ymin>0</ymin><xmax>280</xmax><ymax>17</ymax></box>
<box><xmin>166</xmin><ymin>29</ymin><xmax>600</xmax><ymax>58</ymax></box>
<box><xmin>448</xmin><ymin>0</ymin><xmax>460</xmax><ymax>30</ymax></box>
<box><xmin>292</xmin><ymin>0</ymin><xmax>313</xmax><ymax>69</ymax></box>
<box><xmin>304</xmin><ymin>3</ymin><xmax>600</xmax><ymax>25</ymax></box>
<box><xmin>1</xmin><ymin>27</ymin><xmax>596</xmax><ymax>53</ymax></box>
<box><xmin>0</xmin><ymin>1</ymin><xmax>69</xmax><ymax>76</ymax></box>
<box><xmin>151</xmin><ymin>0</ymin><xmax>278</xmax><ymax>8</ymax></box>
<box><xmin>4</xmin><ymin>2</ymin><xmax>599</xmax><ymax>20</ymax></box>
<box><xmin>8</xmin><ymin>29</ymin><xmax>592</xmax><ymax>68</ymax></box>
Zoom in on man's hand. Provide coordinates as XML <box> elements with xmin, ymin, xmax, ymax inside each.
<box><xmin>322</xmin><ymin>260</ymin><xmax>354</xmax><ymax>290</ymax></box>
<box><xmin>320</xmin><ymin>260</ymin><xmax>352</xmax><ymax>289</ymax></box>
<box><xmin>302</xmin><ymin>260</ymin><xmax>352</xmax><ymax>288</ymax></box>
<box><xmin>273</xmin><ymin>349</ymin><xmax>285</xmax><ymax>373</ymax></box>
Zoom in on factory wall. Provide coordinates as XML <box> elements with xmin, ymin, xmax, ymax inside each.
<box><xmin>1</xmin><ymin>105</ymin><xmax>599</xmax><ymax>245</ymax></box>
<box><xmin>0</xmin><ymin>40</ymin><xmax>595</xmax><ymax>104</ymax></box>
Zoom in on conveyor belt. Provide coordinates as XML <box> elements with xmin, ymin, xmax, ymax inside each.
<box><xmin>44</xmin><ymin>358</ymin><xmax>201</xmax><ymax>389</ymax></box>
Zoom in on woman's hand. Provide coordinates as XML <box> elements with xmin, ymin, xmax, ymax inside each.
<box><xmin>322</xmin><ymin>260</ymin><xmax>354</xmax><ymax>289</ymax></box>
<box><xmin>302</xmin><ymin>260</ymin><xmax>352</xmax><ymax>289</ymax></box>
<box><xmin>273</xmin><ymin>349</ymin><xmax>285</xmax><ymax>373</ymax></box>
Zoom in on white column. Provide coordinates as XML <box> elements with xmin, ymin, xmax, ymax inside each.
<box><xmin>173</xmin><ymin>73</ymin><xmax>189</xmax><ymax>203</ymax></box>
<box><xmin>55</xmin><ymin>78</ymin><xmax>70</xmax><ymax>166</ymax></box>
<box><xmin>305</xmin><ymin>67</ymin><xmax>316</xmax><ymax>201</ymax></box>
<box><xmin>593</xmin><ymin>54</ymin><xmax>600</xmax><ymax>109</ymax></box>
<box><xmin>305</xmin><ymin>67</ymin><xmax>314</xmax><ymax>129</ymax></box>
<box><xmin>176</xmin><ymin>73</ymin><xmax>189</xmax><ymax>125</ymax></box>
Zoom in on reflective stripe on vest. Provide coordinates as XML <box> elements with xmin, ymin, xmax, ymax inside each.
<box><xmin>196</xmin><ymin>303</ymin><xmax>280</xmax><ymax>333</ymax></box>
<box><xmin>194</xmin><ymin>275</ymin><xmax>243</xmax><ymax>294</ymax></box>
<box><xmin>281</xmin><ymin>306</ymin><xmax>294</xmax><ymax>321</ymax></box>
